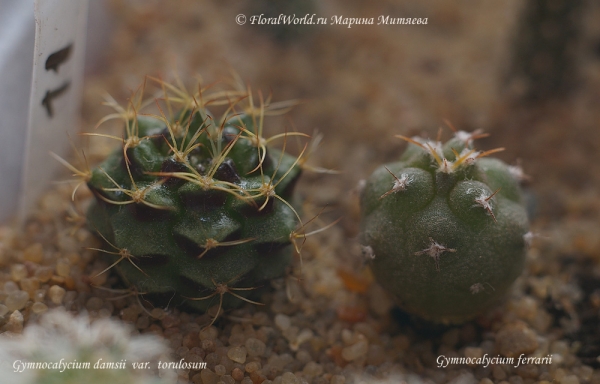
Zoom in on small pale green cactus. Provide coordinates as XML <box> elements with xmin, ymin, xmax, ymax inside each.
<box><xmin>360</xmin><ymin>128</ymin><xmax>530</xmax><ymax>323</ymax></box>
<box><xmin>78</xmin><ymin>77</ymin><xmax>309</xmax><ymax>316</ymax></box>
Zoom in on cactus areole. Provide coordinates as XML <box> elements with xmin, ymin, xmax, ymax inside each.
<box><xmin>359</xmin><ymin>131</ymin><xmax>530</xmax><ymax>323</ymax></box>
<box><xmin>86</xmin><ymin>85</ymin><xmax>304</xmax><ymax>313</ymax></box>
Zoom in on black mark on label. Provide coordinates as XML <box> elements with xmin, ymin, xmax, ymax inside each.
<box><xmin>42</xmin><ymin>82</ymin><xmax>70</xmax><ymax>117</ymax></box>
<box><xmin>45</xmin><ymin>44</ymin><xmax>72</xmax><ymax>73</ymax></box>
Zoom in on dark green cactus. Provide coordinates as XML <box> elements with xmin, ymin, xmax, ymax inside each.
<box><xmin>508</xmin><ymin>0</ymin><xmax>583</xmax><ymax>100</ymax></box>
<box><xmin>84</xmin><ymin>79</ymin><xmax>307</xmax><ymax>314</ymax></box>
<box><xmin>359</xmin><ymin>130</ymin><xmax>530</xmax><ymax>323</ymax></box>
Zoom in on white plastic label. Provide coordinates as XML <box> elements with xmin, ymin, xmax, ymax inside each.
<box><xmin>19</xmin><ymin>0</ymin><xmax>88</xmax><ymax>221</ymax></box>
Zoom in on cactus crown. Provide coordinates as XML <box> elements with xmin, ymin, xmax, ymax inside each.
<box><xmin>72</xmin><ymin>76</ymin><xmax>312</xmax><ymax>317</ymax></box>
